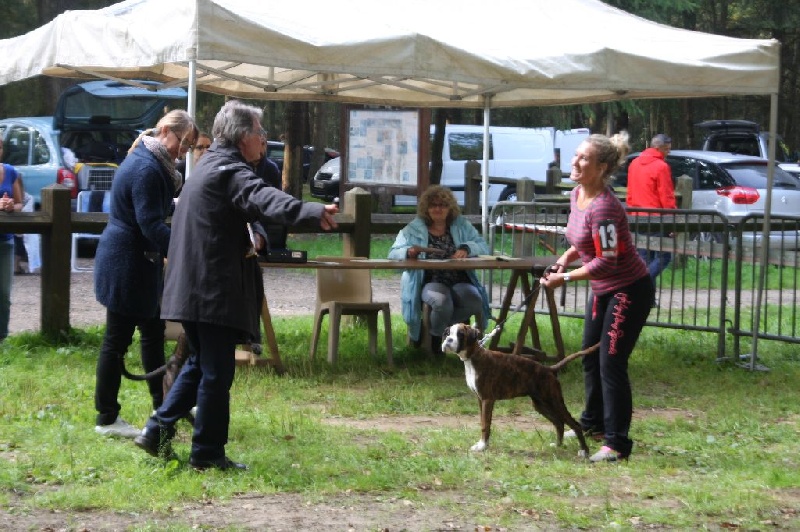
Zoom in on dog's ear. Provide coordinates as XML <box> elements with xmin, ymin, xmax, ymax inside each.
<box><xmin>466</xmin><ymin>325</ymin><xmax>480</xmax><ymax>346</ymax></box>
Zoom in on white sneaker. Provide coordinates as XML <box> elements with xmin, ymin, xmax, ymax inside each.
<box><xmin>565</xmin><ymin>429</ymin><xmax>604</xmax><ymax>441</ymax></box>
<box><xmin>95</xmin><ymin>416</ymin><xmax>141</xmax><ymax>439</ymax></box>
<box><xmin>190</xmin><ymin>406</ymin><xmax>197</xmax><ymax>417</ymax></box>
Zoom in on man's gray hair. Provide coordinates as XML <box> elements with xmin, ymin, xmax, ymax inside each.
<box><xmin>212</xmin><ymin>100</ymin><xmax>263</xmax><ymax>147</ymax></box>
<box><xmin>651</xmin><ymin>133</ymin><xmax>672</xmax><ymax>147</ymax></box>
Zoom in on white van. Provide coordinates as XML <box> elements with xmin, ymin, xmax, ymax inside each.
<box><xmin>394</xmin><ymin>124</ymin><xmax>589</xmax><ymax>206</ymax></box>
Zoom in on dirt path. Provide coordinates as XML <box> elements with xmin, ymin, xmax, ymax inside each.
<box><xmin>10</xmin><ymin>261</ymin><xmax>788</xmax><ymax>336</ymax></box>
<box><xmin>9</xmin><ymin>262</ymin><xmax>403</xmax><ymax>335</ymax></box>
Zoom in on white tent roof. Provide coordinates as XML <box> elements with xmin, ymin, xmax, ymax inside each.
<box><xmin>0</xmin><ymin>0</ymin><xmax>781</xmax><ymax>107</ymax></box>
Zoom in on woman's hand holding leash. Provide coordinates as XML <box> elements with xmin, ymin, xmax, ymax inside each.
<box><xmin>541</xmin><ymin>262</ymin><xmax>568</xmax><ymax>288</ymax></box>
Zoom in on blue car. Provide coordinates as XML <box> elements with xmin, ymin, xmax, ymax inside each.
<box><xmin>0</xmin><ymin>80</ymin><xmax>187</xmax><ymax>208</ymax></box>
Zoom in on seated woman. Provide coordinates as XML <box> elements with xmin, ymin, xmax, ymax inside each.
<box><xmin>388</xmin><ymin>185</ymin><xmax>491</xmax><ymax>355</ymax></box>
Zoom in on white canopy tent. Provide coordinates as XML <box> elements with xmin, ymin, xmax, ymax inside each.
<box><xmin>0</xmin><ymin>0</ymin><xmax>780</xmax><ymax>104</ymax></box>
<box><xmin>0</xmin><ymin>0</ymin><xmax>782</xmax><ymax>365</ymax></box>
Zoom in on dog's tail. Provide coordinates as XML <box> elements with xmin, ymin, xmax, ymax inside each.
<box><xmin>121</xmin><ymin>359</ymin><xmax>167</xmax><ymax>381</ymax></box>
<box><xmin>120</xmin><ymin>332</ymin><xmax>190</xmax><ymax>382</ymax></box>
<box><xmin>547</xmin><ymin>342</ymin><xmax>600</xmax><ymax>372</ymax></box>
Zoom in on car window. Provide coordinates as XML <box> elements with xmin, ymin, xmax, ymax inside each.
<box><xmin>716</xmin><ymin>137</ymin><xmax>760</xmax><ymax>157</ymax></box>
<box><xmin>697</xmin><ymin>159</ymin><xmax>734</xmax><ymax>190</ymax></box>
<box><xmin>446</xmin><ymin>132</ymin><xmax>493</xmax><ymax>161</ymax></box>
<box><xmin>267</xmin><ymin>145</ymin><xmax>284</xmax><ymax>160</ymax></box>
<box><xmin>666</xmin><ymin>157</ymin><xmax>695</xmax><ymax>183</ymax></box>
<box><xmin>32</xmin><ymin>129</ymin><xmax>50</xmax><ymax>165</ymax></box>
<box><xmin>721</xmin><ymin>163</ymin><xmax>800</xmax><ymax>189</ymax></box>
<box><xmin>3</xmin><ymin>126</ymin><xmax>31</xmax><ymax>166</ymax></box>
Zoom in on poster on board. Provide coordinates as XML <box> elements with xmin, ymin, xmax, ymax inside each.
<box><xmin>342</xmin><ymin>108</ymin><xmax>429</xmax><ymax>198</ymax></box>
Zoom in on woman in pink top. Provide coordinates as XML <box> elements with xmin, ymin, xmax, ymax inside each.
<box><xmin>541</xmin><ymin>132</ymin><xmax>654</xmax><ymax>462</ymax></box>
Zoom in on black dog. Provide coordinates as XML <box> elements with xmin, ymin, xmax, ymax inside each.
<box><xmin>442</xmin><ymin>323</ymin><xmax>598</xmax><ymax>457</ymax></box>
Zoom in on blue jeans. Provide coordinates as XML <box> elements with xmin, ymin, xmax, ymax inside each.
<box><xmin>637</xmin><ymin>232</ymin><xmax>672</xmax><ymax>280</ymax></box>
<box><xmin>638</xmin><ymin>248</ymin><xmax>672</xmax><ymax>281</ymax></box>
<box><xmin>421</xmin><ymin>282</ymin><xmax>483</xmax><ymax>336</ymax></box>
<box><xmin>147</xmin><ymin>321</ymin><xmax>239</xmax><ymax>462</ymax></box>
<box><xmin>0</xmin><ymin>239</ymin><xmax>14</xmax><ymax>340</ymax></box>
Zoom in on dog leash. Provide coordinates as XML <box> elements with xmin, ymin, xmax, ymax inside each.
<box><xmin>478</xmin><ymin>277</ymin><xmax>541</xmax><ymax>347</ymax></box>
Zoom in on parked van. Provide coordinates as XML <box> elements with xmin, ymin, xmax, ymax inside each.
<box><xmin>396</xmin><ymin>124</ymin><xmax>589</xmax><ymax>206</ymax></box>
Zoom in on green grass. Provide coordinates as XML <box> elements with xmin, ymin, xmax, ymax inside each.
<box><xmin>1</xmin><ymin>322</ymin><xmax>798</xmax><ymax>530</ymax></box>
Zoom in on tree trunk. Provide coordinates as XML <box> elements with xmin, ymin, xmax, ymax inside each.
<box><xmin>430</xmin><ymin>110</ymin><xmax>447</xmax><ymax>185</ymax></box>
<box><xmin>308</xmin><ymin>102</ymin><xmax>327</xmax><ymax>180</ymax></box>
<box><xmin>283</xmin><ymin>102</ymin><xmax>305</xmax><ymax>199</ymax></box>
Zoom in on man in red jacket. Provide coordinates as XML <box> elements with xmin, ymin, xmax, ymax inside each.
<box><xmin>626</xmin><ymin>133</ymin><xmax>676</xmax><ymax>284</ymax></box>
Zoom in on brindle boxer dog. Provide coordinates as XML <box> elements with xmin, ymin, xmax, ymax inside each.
<box><xmin>121</xmin><ymin>332</ymin><xmax>194</xmax><ymax>424</ymax></box>
<box><xmin>441</xmin><ymin>323</ymin><xmax>598</xmax><ymax>457</ymax></box>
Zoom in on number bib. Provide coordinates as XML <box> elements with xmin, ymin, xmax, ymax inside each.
<box><xmin>594</xmin><ymin>219</ymin><xmax>619</xmax><ymax>258</ymax></box>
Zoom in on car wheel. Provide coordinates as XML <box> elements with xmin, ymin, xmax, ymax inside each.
<box><xmin>498</xmin><ymin>187</ymin><xmax>518</xmax><ymax>202</ymax></box>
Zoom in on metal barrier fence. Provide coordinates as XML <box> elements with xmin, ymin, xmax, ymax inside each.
<box><xmin>485</xmin><ymin>200</ymin><xmax>800</xmax><ymax>361</ymax></box>
<box><xmin>728</xmin><ymin>214</ymin><xmax>800</xmax><ymax>358</ymax></box>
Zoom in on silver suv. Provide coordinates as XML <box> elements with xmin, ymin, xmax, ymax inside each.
<box><xmin>615</xmin><ymin>150</ymin><xmax>800</xmax><ymax>250</ymax></box>
<box><xmin>696</xmin><ymin>120</ymin><xmax>800</xmax><ymax>178</ymax></box>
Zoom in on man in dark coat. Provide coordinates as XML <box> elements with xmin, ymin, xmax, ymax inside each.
<box><xmin>135</xmin><ymin>100</ymin><xmax>337</xmax><ymax>471</ymax></box>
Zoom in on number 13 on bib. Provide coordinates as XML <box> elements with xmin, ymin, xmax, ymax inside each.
<box><xmin>594</xmin><ymin>219</ymin><xmax>619</xmax><ymax>258</ymax></box>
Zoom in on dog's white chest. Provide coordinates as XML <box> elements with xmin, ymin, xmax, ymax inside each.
<box><xmin>463</xmin><ymin>360</ymin><xmax>480</xmax><ymax>397</ymax></box>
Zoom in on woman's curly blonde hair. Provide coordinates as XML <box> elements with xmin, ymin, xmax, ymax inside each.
<box><xmin>585</xmin><ymin>131</ymin><xmax>630</xmax><ymax>186</ymax></box>
<box><xmin>417</xmin><ymin>185</ymin><xmax>460</xmax><ymax>226</ymax></box>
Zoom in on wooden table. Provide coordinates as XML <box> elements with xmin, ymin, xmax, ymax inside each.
<box><xmin>256</xmin><ymin>255</ymin><xmax>565</xmax><ymax>371</ymax></box>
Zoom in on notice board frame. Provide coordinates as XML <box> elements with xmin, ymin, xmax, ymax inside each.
<box><xmin>339</xmin><ymin>107</ymin><xmax>431</xmax><ymax>201</ymax></box>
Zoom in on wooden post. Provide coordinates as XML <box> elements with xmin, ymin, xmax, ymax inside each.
<box><xmin>342</xmin><ymin>187</ymin><xmax>372</xmax><ymax>258</ymax></box>
<box><xmin>546</xmin><ymin>164</ymin><xmax>561</xmax><ymax>194</ymax></box>
<box><xmin>39</xmin><ymin>185</ymin><xmax>72</xmax><ymax>338</ymax></box>
<box><xmin>672</xmin><ymin>174</ymin><xmax>694</xmax><ymax>269</ymax></box>
<box><xmin>464</xmin><ymin>160</ymin><xmax>480</xmax><ymax>215</ymax></box>
<box><xmin>510</xmin><ymin>179</ymin><xmax>535</xmax><ymax>257</ymax></box>
<box><xmin>516</xmin><ymin>178</ymin><xmax>535</xmax><ymax>202</ymax></box>
<box><xmin>675</xmin><ymin>174</ymin><xmax>693</xmax><ymax>209</ymax></box>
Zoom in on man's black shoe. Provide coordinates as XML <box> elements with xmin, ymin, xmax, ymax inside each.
<box><xmin>189</xmin><ymin>456</ymin><xmax>248</xmax><ymax>471</ymax></box>
<box><xmin>134</xmin><ymin>429</ymin><xmax>176</xmax><ymax>460</ymax></box>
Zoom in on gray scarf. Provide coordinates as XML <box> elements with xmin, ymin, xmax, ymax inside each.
<box><xmin>142</xmin><ymin>135</ymin><xmax>183</xmax><ymax>191</ymax></box>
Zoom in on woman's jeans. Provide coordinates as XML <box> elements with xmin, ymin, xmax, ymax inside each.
<box><xmin>94</xmin><ymin>309</ymin><xmax>165</xmax><ymax>425</ymax></box>
<box><xmin>421</xmin><ymin>281</ymin><xmax>483</xmax><ymax>336</ymax></box>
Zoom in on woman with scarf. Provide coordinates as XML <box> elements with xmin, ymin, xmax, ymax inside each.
<box><xmin>93</xmin><ymin>110</ymin><xmax>198</xmax><ymax>438</ymax></box>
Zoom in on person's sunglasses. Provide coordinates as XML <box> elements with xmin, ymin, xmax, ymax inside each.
<box><xmin>194</xmin><ymin>144</ymin><xmax>211</xmax><ymax>152</ymax></box>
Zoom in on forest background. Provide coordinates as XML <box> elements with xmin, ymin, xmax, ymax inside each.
<box><xmin>2</xmin><ymin>0</ymin><xmax>800</xmax><ymax>194</ymax></box>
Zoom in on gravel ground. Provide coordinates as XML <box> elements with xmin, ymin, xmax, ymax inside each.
<box><xmin>9</xmin><ymin>260</ymin><xmax>403</xmax><ymax>335</ymax></box>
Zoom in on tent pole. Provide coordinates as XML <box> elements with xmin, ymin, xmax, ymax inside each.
<box><xmin>745</xmin><ymin>92</ymin><xmax>779</xmax><ymax>371</ymax></box>
<box><xmin>186</xmin><ymin>60</ymin><xmax>198</xmax><ymax>179</ymax></box>
<box><xmin>481</xmin><ymin>98</ymin><xmax>492</xmax><ymax>238</ymax></box>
